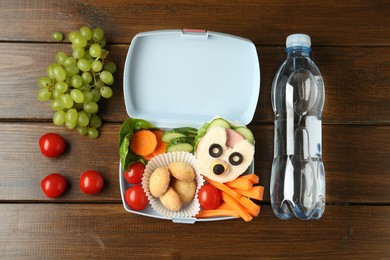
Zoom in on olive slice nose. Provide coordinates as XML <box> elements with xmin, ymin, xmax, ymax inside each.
<box><xmin>213</xmin><ymin>164</ymin><xmax>226</xmax><ymax>175</ymax></box>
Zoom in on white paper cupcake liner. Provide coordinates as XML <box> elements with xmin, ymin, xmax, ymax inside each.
<box><xmin>142</xmin><ymin>151</ymin><xmax>204</xmax><ymax>218</ymax></box>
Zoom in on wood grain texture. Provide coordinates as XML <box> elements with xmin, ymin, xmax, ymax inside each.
<box><xmin>0</xmin><ymin>0</ymin><xmax>389</xmax><ymax>46</ymax></box>
<box><xmin>0</xmin><ymin>123</ymin><xmax>389</xmax><ymax>203</ymax></box>
<box><xmin>0</xmin><ymin>204</ymin><xmax>389</xmax><ymax>259</ymax></box>
<box><xmin>0</xmin><ymin>43</ymin><xmax>389</xmax><ymax>123</ymax></box>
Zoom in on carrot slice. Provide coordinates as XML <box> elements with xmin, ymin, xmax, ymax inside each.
<box><xmin>204</xmin><ymin>177</ymin><xmax>241</xmax><ymax>200</ymax></box>
<box><xmin>151</xmin><ymin>130</ymin><xmax>168</xmax><ymax>156</ymax></box>
<box><xmin>221</xmin><ymin>192</ymin><xmax>252</xmax><ymax>222</ymax></box>
<box><xmin>240</xmin><ymin>173</ymin><xmax>259</xmax><ymax>184</ymax></box>
<box><xmin>217</xmin><ymin>201</ymin><xmax>232</xmax><ymax>210</ymax></box>
<box><xmin>130</xmin><ymin>129</ymin><xmax>157</xmax><ymax>156</ymax></box>
<box><xmin>196</xmin><ymin>209</ymin><xmax>240</xmax><ymax>219</ymax></box>
<box><xmin>232</xmin><ymin>186</ymin><xmax>264</xmax><ymax>201</ymax></box>
<box><xmin>238</xmin><ymin>196</ymin><xmax>261</xmax><ymax>217</ymax></box>
<box><xmin>225</xmin><ymin>177</ymin><xmax>253</xmax><ymax>190</ymax></box>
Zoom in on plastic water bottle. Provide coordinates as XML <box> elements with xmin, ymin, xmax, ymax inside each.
<box><xmin>270</xmin><ymin>34</ymin><xmax>325</xmax><ymax>220</ymax></box>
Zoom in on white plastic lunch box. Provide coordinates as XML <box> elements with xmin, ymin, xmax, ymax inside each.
<box><xmin>120</xmin><ymin>29</ymin><xmax>260</xmax><ymax>223</ymax></box>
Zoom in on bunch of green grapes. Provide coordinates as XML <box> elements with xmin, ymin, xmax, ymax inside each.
<box><xmin>36</xmin><ymin>26</ymin><xmax>117</xmax><ymax>138</ymax></box>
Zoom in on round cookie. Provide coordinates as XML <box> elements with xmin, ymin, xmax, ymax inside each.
<box><xmin>168</xmin><ymin>162</ymin><xmax>195</xmax><ymax>181</ymax></box>
<box><xmin>172</xmin><ymin>179</ymin><xmax>196</xmax><ymax>204</ymax></box>
<box><xmin>149</xmin><ymin>166</ymin><xmax>170</xmax><ymax>198</ymax></box>
<box><xmin>159</xmin><ymin>187</ymin><xmax>182</xmax><ymax>211</ymax></box>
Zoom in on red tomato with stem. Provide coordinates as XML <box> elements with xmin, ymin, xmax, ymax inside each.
<box><xmin>41</xmin><ymin>173</ymin><xmax>67</xmax><ymax>198</ymax></box>
<box><xmin>39</xmin><ymin>133</ymin><xmax>66</xmax><ymax>158</ymax></box>
<box><xmin>79</xmin><ymin>170</ymin><xmax>104</xmax><ymax>195</ymax></box>
<box><xmin>124</xmin><ymin>185</ymin><xmax>148</xmax><ymax>211</ymax></box>
<box><xmin>124</xmin><ymin>162</ymin><xmax>146</xmax><ymax>184</ymax></box>
<box><xmin>198</xmin><ymin>184</ymin><xmax>222</xmax><ymax>210</ymax></box>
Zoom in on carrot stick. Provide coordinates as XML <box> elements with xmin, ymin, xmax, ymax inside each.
<box><xmin>238</xmin><ymin>196</ymin><xmax>261</xmax><ymax>217</ymax></box>
<box><xmin>196</xmin><ymin>209</ymin><xmax>240</xmax><ymax>219</ymax></box>
<box><xmin>130</xmin><ymin>129</ymin><xmax>157</xmax><ymax>156</ymax></box>
<box><xmin>240</xmin><ymin>173</ymin><xmax>259</xmax><ymax>184</ymax></box>
<box><xmin>232</xmin><ymin>186</ymin><xmax>264</xmax><ymax>201</ymax></box>
<box><xmin>217</xmin><ymin>202</ymin><xmax>232</xmax><ymax>210</ymax></box>
<box><xmin>204</xmin><ymin>177</ymin><xmax>241</xmax><ymax>200</ymax></box>
<box><xmin>225</xmin><ymin>177</ymin><xmax>253</xmax><ymax>190</ymax></box>
<box><xmin>221</xmin><ymin>192</ymin><xmax>252</xmax><ymax>222</ymax></box>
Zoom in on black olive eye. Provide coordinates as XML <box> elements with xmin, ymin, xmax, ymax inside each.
<box><xmin>229</xmin><ymin>152</ymin><xmax>243</xmax><ymax>166</ymax></box>
<box><xmin>209</xmin><ymin>144</ymin><xmax>223</xmax><ymax>158</ymax></box>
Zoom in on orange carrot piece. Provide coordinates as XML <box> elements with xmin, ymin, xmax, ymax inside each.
<box><xmin>225</xmin><ymin>177</ymin><xmax>253</xmax><ymax>190</ymax></box>
<box><xmin>204</xmin><ymin>177</ymin><xmax>241</xmax><ymax>200</ymax></box>
<box><xmin>221</xmin><ymin>192</ymin><xmax>252</xmax><ymax>222</ymax></box>
<box><xmin>238</xmin><ymin>196</ymin><xmax>261</xmax><ymax>217</ymax></box>
<box><xmin>217</xmin><ymin>202</ymin><xmax>232</xmax><ymax>210</ymax></box>
<box><xmin>232</xmin><ymin>186</ymin><xmax>264</xmax><ymax>201</ymax></box>
<box><xmin>196</xmin><ymin>209</ymin><xmax>240</xmax><ymax>219</ymax></box>
<box><xmin>151</xmin><ymin>130</ymin><xmax>168</xmax><ymax>156</ymax></box>
<box><xmin>240</xmin><ymin>173</ymin><xmax>259</xmax><ymax>184</ymax></box>
<box><xmin>130</xmin><ymin>130</ymin><xmax>157</xmax><ymax>156</ymax></box>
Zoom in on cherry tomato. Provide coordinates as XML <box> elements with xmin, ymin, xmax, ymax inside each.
<box><xmin>39</xmin><ymin>133</ymin><xmax>66</xmax><ymax>158</ymax></box>
<box><xmin>124</xmin><ymin>162</ymin><xmax>146</xmax><ymax>184</ymax></box>
<box><xmin>124</xmin><ymin>185</ymin><xmax>148</xmax><ymax>211</ymax></box>
<box><xmin>41</xmin><ymin>173</ymin><xmax>67</xmax><ymax>198</ymax></box>
<box><xmin>79</xmin><ymin>170</ymin><xmax>104</xmax><ymax>195</ymax></box>
<box><xmin>198</xmin><ymin>184</ymin><xmax>222</xmax><ymax>210</ymax></box>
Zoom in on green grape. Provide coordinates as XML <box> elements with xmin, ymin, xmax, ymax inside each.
<box><xmin>50</xmin><ymin>99</ymin><xmax>64</xmax><ymax>111</ymax></box>
<box><xmin>82</xmin><ymin>50</ymin><xmax>92</xmax><ymax>60</ymax></box>
<box><xmin>83</xmin><ymin>101</ymin><xmax>98</xmax><ymax>114</ymax></box>
<box><xmin>91</xmin><ymin>60</ymin><xmax>103</xmax><ymax>72</ymax></box>
<box><xmin>77</xmin><ymin>126</ymin><xmax>88</xmax><ymax>135</ymax></box>
<box><xmin>81</xmin><ymin>72</ymin><xmax>92</xmax><ymax>84</ymax></box>
<box><xmin>77</xmin><ymin>111</ymin><xmax>90</xmax><ymax>127</ymax></box>
<box><xmin>87</xmin><ymin>127</ymin><xmax>99</xmax><ymax>138</ymax></box>
<box><xmin>90</xmin><ymin>114</ymin><xmax>102</xmax><ymax>128</ymax></box>
<box><xmin>68</xmin><ymin>31</ymin><xmax>78</xmax><ymax>42</ymax></box>
<box><xmin>51</xmin><ymin>32</ymin><xmax>63</xmax><ymax>41</ymax></box>
<box><xmin>104</xmin><ymin>62</ymin><xmax>117</xmax><ymax>74</ymax></box>
<box><xmin>77</xmin><ymin>59</ymin><xmax>91</xmax><ymax>72</ymax></box>
<box><xmin>66</xmin><ymin>108</ymin><xmax>78</xmax><ymax>124</ymax></box>
<box><xmin>79</xmin><ymin>84</ymin><xmax>90</xmax><ymax>92</ymax></box>
<box><xmin>56</xmin><ymin>52</ymin><xmax>68</xmax><ymax>64</ymax></box>
<box><xmin>92</xmin><ymin>27</ymin><xmax>104</xmax><ymax>42</ymax></box>
<box><xmin>79</xmin><ymin>26</ymin><xmax>92</xmax><ymax>40</ymax></box>
<box><xmin>54</xmin><ymin>82</ymin><xmax>68</xmax><ymax>93</ymax></box>
<box><xmin>61</xmin><ymin>94</ymin><xmax>74</xmax><ymax>109</ymax></box>
<box><xmin>100</xmin><ymin>86</ymin><xmax>113</xmax><ymax>98</ymax></box>
<box><xmin>52</xmin><ymin>89</ymin><xmax>62</xmax><ymax>99</ymax></box>
<box><xmin>65</xmin><ymin>65</ymin><xmax>79</xmax><ymax>77</ymax></box>
<box><xmin>38</xmin><ymin>76</ymin><xmax>52</xmax><ymax>88</ymax></box>
<box><xmin>53</xmin><ymin>66</ymin><xmax>66</xmax><ymax>82</ymax></box>
<box><xmin>99</xmin><ymin>37</ymin><xmax>107</xmax><ymax>48</ymax></box>
<box><xmin>46</xmin><ymin>64</ymin><xmax>56</xmax><ymax>79</ymax></box>
<box><xmin>95</xmin><ymin>79</ymin><xmax>105</xmax><ymax>88</ymax></box>
<box><xmin>70</xmin><ymin>75</ymin><xmax>83</xmax><ymax>88</ymax></box>
<box><xmin>37</xmin><ymin>88</ymin><xmax>52</xmax><ymax>102</ymax></box>
<box><xmin>63</xmin><ymin>57</ymin><xmax>77</xmax><ymax>67</ymax></box>
<box><xmin>70</xmin><ymin>89</ymin><xmax>84</xmax><ymax>103</ymax></box>
<box><xmin>66</xmin><ymin>121</ymin><xmax>77</xmax><ymax>129</ymax></box>
<box><xmin>91</xmin><ymin>88</ymin><xmax>101</xmax><ymax>102</ymax></box>
<box><xmin>99</xmin><ymin>71</ymin><xmax>113</xmax><ymax>85</ymax></box>
<box><xmin>53</xmin><ymin>110</ymin><xmax>66</xmax><ymax>125</ymax></box>
<box><xmin>72</xmin><ymin>48</ymin><xmax>85</xmax><ymax>59</ymax></box>
<box><xmin>83</xmin><ymin>91</ymin><xmax>94</xmax><ymax>102</ymax></box>
<box><xmin>72</xmin><ymin>34</ymin><xmax>88</xmax><ymax>49</ymax></box>
<box><xmin>89</xmin><ymin>43</ymin><xmax>102</xmax><ymax>58</ymax></box>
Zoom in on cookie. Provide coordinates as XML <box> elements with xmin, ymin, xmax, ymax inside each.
<box><xmin>168</xmin><ymin>162</ymin><xmax>195</xmax><ymax>181</ymax></box>
<box><xmin>172</xmin><ymin>179</ymin><xmax>196</xmax><ymax>204</ymax></box>
<box><xmin>159</xmin><ymin>187</ymin><xmax>182</xmax><ymax>211</ymax></box>
<box><xmin>149</xmin><ymin>166</ymin><xmax>170</xmax><ymax>198</ymax></box>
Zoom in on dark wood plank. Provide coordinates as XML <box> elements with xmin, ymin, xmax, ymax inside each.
<box><xmin>0</xmin><ymin>0</ymin><xmax>389</xmax><ymax>46</ymax></box>
<box><xmin>1</xmin><ymin>43</ymin><xmax>389</xmax><ymax>124</ymax></box>
<box><xmin>0</xmin><ymin>204</ymin><xmax>389</xmax><ymax>259</ymax></box>
<box><xmin>0</xmin><ymin>123</ymin><xmax>389</xmax><ymax>203</ymax></box>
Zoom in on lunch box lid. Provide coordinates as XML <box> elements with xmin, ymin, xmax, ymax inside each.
<box><xmin>123</xmin><ymin>29</ymin><xmax>260</xmax><ymax>128</ymax></box>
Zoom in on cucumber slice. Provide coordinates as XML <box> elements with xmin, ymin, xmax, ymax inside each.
<box><xmin>234</xmin><ymin>126</ymin><xmax>255</xmax><ymax>144</ymax></box>
<box><xmin>167</xmin><ymin>137</ymin><xmax>194</xmax><ymax>153</ymax></box>
<box><xmin>173</xmin><ymin>127</ymin><xmax>198</xmax><ymax>137</ymax></box>
<box><xmin>162</xmin><ymin>130</ymin><xmax>186</xmax><ymax>143</ymax></box>
<box><xmin>206</xmin><ymin>118</ymin><xmax>231</xmax><ymax>132</ymax></box>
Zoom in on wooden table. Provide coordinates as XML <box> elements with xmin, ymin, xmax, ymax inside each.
<box><xmin>0</xmin><ymin>1</ymin><xmax>389</xmax><ymax>259</ymax></box>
